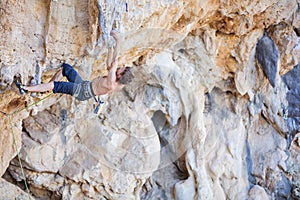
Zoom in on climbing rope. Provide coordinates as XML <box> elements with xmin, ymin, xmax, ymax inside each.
<box><xmin>2</xmin><ymin>91</ymin><xmax>104</xmax><ymax>198</ymax></box>
<box><xmin>10</xmin><ymin>93</ymin><xmax>53</xmax><ymax>116</ymax></box>
<box><xmin>1</xmin><ymin>92</ymin><xmax>54</xmax><ymax>200</ymax></box>
<box><xmin>8</xmin><ymin>115</ymin><xmax>31</xmax><ymax>200</ymax></box>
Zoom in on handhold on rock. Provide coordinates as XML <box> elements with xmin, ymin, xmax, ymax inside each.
<box><xmin>0</xmin><ymin>66</ymin><xmax>13</xmax><ymax>92</ymax></box>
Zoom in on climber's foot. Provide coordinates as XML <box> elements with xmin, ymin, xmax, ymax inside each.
<box><xmin>15</xmin><ymin>81</ymin><xmax>28</xmax><ymax>95</ymax></box>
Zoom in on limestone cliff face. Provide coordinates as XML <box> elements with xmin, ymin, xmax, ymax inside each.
<box><xmin>0</xmin><ymin>0</ymin><xmax>300</xmax><ymax>199</ymax></box>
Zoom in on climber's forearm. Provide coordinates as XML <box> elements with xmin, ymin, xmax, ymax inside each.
<box><xmin>110</xmin><ymin>30</ymin><xmax>120</xmax><ymax>64</ymax></box>
<box><xmin>112</xmin><ymin>38</ymin><xmax>120</xmax><ymax>63</ymax></box>
<box><xmin>106</xmin><ymin>47</ymin><xmax>113</xmax><ymax>70</ymax></box>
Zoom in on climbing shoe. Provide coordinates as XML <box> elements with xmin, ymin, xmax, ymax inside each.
<box><xmin>15</xmin><ymin>81</ymin><xmax>28</xmax><ymax>95</ymax></box>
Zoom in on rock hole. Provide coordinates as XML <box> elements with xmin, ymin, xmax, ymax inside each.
<box><xmin>133</xmin><ymin>55</ymin><xmax>145</xmax><ymax>66</ymax></box>
<box><xmin>2</xmin><ymin>166</ymin><xmax>30</xmax><ymax>195</ymax></box>
<box><xmin>204</xmin><ymin>93</ymin><xmax>212</xmax><ymax>113</ymax></box>
<box><xmin>140</xmin><ymin>153</ymin><xmax>189</xmax><ymax>199</ymax></box>
<box><xmin>178</xmin><ymin>49</ymin><xmax>185</xmax><ymax>54</ymax></box>
<box><xmin>151</xmin><ymin>110</ymin><xmax>168</xmax><ymax>147</ymax></box>
<box><xmin>245</xmin><ymin>22</ymin><xmax>249</xmax><ymax>29</ymax></box>
<box><xmin>173</xmin><ymin>153</ymin><xmax>188</xmax><ymax>180</ymax></box>
<box><xmin>294</xmin><ymin>28</ymin><xmax>300</xmax><ymax>37</ymax></box>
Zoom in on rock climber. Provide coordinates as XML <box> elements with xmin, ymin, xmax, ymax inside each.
<box><xmin>15</xmin><ymin>30</ymin><xmax>134</xmax><ymax>101</ymax></box>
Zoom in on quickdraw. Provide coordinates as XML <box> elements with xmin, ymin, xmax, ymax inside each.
<box><xmin>94</xmin><ymin>96</ymin><xmax>104</xmax><ymax>114</ymax></box>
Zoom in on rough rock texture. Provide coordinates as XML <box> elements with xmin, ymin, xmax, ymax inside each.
<box><xmin>1</xmin><ymin>0</ymin><xmax>300</xmax><ymax>199</ymax></box>
<box><xmin>0</xmin><ymin>178</ymin><xmax>34</xmax><ymax>200</ymax></box>
<box><xmin>282</xmin><ymin>64</ymin><xmax>300</xmax><ymax>134</ymax></box>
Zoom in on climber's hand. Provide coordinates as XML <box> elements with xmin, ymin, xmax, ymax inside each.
<box><xmin>110</xmin><ymin>30</ymin><xmax>120</xmax><ymax>41</ymax></box>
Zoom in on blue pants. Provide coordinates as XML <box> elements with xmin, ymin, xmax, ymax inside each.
<box><xmin>53</xmin><ymin>63</ymin><xmax>95</xmax><ymax>101</ymax></box>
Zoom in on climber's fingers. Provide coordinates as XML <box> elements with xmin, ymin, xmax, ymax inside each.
<box><xmin>110</xmin><ymin>29</ymin><xmax>120</xmax><ymax>40</ymax></box>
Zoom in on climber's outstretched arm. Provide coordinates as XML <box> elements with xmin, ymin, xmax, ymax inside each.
<box><xmin>105</xmin><ymin>31</ymin><xmax>121</xmax><ymax>88</ymax></box>
<box><xmin>107</xmin><ymin>30</ymin><xmax>120</xmax><ymax>71</ymax></box>
<box><xmin>106</xmin><ymin>47</ymin><xmax>113</xmax><ymax>68</ymax></box>
<box><xmin>111</xmin><ymin>30</ymin><xmax>120</xmax><ymax>63</ymax></box>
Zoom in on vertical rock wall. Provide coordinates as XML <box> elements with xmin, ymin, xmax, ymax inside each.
<box><xmin>0</xmin><ymin>0</ymin><xmax>300</xmax><ymax>199</ymax></box>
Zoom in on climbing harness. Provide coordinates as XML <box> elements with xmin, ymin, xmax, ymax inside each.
<box><xmin>94</xmin><ymin>96</ymin><xmax>104</xmax><ymax>114</ymax></box>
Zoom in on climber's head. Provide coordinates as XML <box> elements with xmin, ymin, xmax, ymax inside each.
<box><xmin>116</xmin><ymin>66</ymin><xmax>134</xmax><ymax>85</ymax></box>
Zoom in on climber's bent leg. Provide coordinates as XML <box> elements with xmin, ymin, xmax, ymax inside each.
<box><xmin>53</xmin><ymin>81</ymin><xmax>79</xmax><ymax>96</ymax></box>
<box><xmin>62</xmin><ymin>63</ymin><xmax>83</xmax><ymax>83</ymax></box>
<box><xmin>49</xmin><ymin>68</ymin><xmax>63</xmax><ymax>82</ymax></box>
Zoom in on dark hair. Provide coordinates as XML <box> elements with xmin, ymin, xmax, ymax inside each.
<box><xmin>118</xmin><ymin>67</ymin><xmax>134</xmax><ymax>85</ymax></box>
